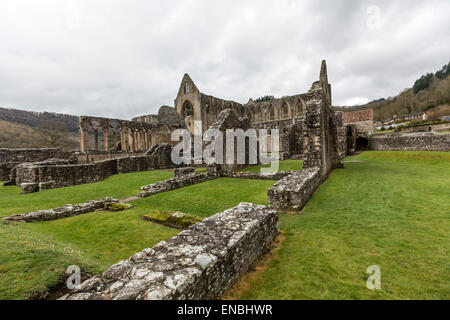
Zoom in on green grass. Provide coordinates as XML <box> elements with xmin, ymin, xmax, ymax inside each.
<box><xmin>229</xmin><ymin>151</ymin><xmax>450</xmax><ymax>300</ymax></box>
<box><xmin>238</xmin><ymin>159</ymin><xmax>303</xmax><ymax>173</ymax></box>
<box><xmin>0</xmin><ymin>174</ymin><xmax>274</xmax><ymax>299</ymax></box>
<box><xmin>129</xmin><ymin>178</ymin><xmax>275</xmax><ymax>217</ymax></box>
<box><xmin>0</xmin><ymin>210</ymin><xmax>178</xmax><ymax>300</ymax></box>
<box><xmin>0</xmin><ymin>170</ymin><xmax>173</xmax><ymax>217</ymax></box>
<box><xmin>1</xmin><ymin>152</ymin><xmax>449</xmax><ymax>300</ymax></box>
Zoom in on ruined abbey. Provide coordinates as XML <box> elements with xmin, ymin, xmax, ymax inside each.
<box><xmin>1</xmin><ymin>60</ymin><xmax>449</xmax><ymax>301</ymax></box>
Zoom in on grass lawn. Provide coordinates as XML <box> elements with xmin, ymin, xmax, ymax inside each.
<box><xmin>0</xmin><ymin>174</ymin><xmax>274</xmax><ymax>299</ymax></box>
<box><xmin>238</xmin><ymin>159</ymin><xmax>302</xmax><ymax>173</ymax></box>
<box><xmin>129</xmin><ymin>178</ymin><xmax>276</xmax><ymax>218</ymax></box>
<box><xmin>227</xmin><ymin>151</ymin><xmax>450</xmax><ymax>300</ymax></box>
<box><xmin>1</xmin><ymin>153</ymin><xmax>448</xmax><ymax>300</ymax></box>
<box><xmin>0</xmin><ymin>170</ymin><xmax>173</xmax><ymax>217</ymax></box>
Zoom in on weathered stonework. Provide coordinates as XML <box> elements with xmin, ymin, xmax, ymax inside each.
<box><xmin>342</xmin><ymin>109</ymin><xmax>373</xmax><ymax>124</ymax></box>
<box><xmin>174</xmin><ymin>167</ymin><xmax>195</xmax><ymax>178</ymax></box>
<box><xmin>14</xmin><ymin>144</ymin><xmax>175</xmax><ymax>193</ymax></box>
<box><xmin>369</xmin><ymin>133</ymin><xmax>450</xmax><ymax>151</ymax></box>
<box><xmin>0</xmin><ymin>148</ymin><xmax>73</xmax><ymax>163</ymax></box>
<box><xmin>225</xmin><ymin>170</ymin><xmax>293</xmax><ymax>181</ymax></box>
<box><xmin>0</xmin><ymin>148</ymin><xmax>74</xmax><ymax>181</ymax></box>
<box><xmin>138</xmin><ymin>172</ymin><xmax>210</xmax><ymax>198</ymax></box>
<box><xmin>267</xmin><ymin>167</ymin><xmax>321</xmax><ymax>211</ymax></box>
<box><xmin>2</xmin><ymin>197</ymin><xmax>123</xmax><ymax>222</ymax></box>
<box><xmin>142</xmin><ymin>211</ymin><xmax>203</xmax><ymax>229</ymax></box>
<box><xmin>60</xmin><ymin>202</ymin><xmax>279</xmax><ymax>300</ymax></box>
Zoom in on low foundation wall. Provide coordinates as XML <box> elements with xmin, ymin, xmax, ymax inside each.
<box><xmin>369</xmin><ymin>134</ymin><xmax>450</xmax><ymax>151</ymax></box>
<box><xmin>60</xmin><ymin>202</ymin><xmax>279</xmax><ymax>300</ymax></box>
<box><xmin>138</xmin><ymin>172</ymin><xmax>210</xmax><ymax>198</ymax></box>
<box><xmin>76</xmin><ymin>151</ymin><xmax>144</xmax><ymax>164</ymax></box>
<box><xmin>268</xmin><ymin>167</ymin><xmax>321</xmax><ymax>211</ymax></box>
<box><xmin>2</xmin><ymin>198</ymin><xmax>120</xmax><ymax>222</ymax></box>
<box><xmin>227</xmin><ymin>171</ymin><xmax>293</xmax><ymax>180</ymax></box>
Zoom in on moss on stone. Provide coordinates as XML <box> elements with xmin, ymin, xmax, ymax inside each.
<box><xmin>104</xmin><ymin>202</ymin><xmax>132</xmax><ymax>211</ymax></box>
<box><xmin>143</xmin><ymin>211</ymin><xmax>202</xmax><ymax>229</ymax></box>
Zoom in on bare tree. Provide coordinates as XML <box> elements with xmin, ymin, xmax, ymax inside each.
<box><xmin>35</xmin><ymin>120</ymin><xmax>69</xmax><ymax>148</ymax></box>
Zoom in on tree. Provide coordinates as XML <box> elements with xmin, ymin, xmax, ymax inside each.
<box><xmin>35</xmin><ymin>120</ymin><xmax>69</xmax><ymax>148</ymax></box>
<box><xmin>413</xmin><ymin>73</ymin><xmax>434</xmax><ymax>94</ymax></box>
<box><xmin>435</xmin><ymin>62</ymin><xmax>450</xmax><ymax>80</ymax></box>
<box><xmin>254</xmin><ymin>95</ymin><xmax>275</xmax><ymax>103</ymax></box>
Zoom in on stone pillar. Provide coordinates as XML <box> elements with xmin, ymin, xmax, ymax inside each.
<box><xmin>113</xmin><ymin>130</ymin><xmax>118</xmax><ymax>152</ymax></box>
<box><xmin>131</xmin><ymin>131</ymin><xmax>136</xmax><ymax>152</ymax></box>
<box><xmin>145</xmin><ymin>131</ymin><xmax>149</xmax><ymax>150</ymax></box>
<box><xmin>120</xmin><ymin>129</ymin><xmax>127</xmax><ymax>152</ymax></box>
<box><xmin>103</xmin><ymin>128</ymin><xmax>109</xmax><ymax>151</ymax></box>
<box><xmin>79</xmin><ymin>127</ymin><xmax>89</xmax><ymax>153</ymax></box>
<box><xmin>93</xmin><ymin>128</ymin><xmax>99</xmax><ymax>152</ymax></box>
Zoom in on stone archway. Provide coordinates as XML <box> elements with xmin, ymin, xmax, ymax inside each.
<box><xmin>355</xmin><ymin>137</ymin><xmax>368</xmax><ymax>151</ymax></box>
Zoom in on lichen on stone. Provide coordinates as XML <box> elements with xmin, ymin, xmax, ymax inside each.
<box><xmin>105</xmin><ymin>202</ymin><xmax>133</xmax><ymax>211</ymax></box>
<box><xmin>143</xmin><ymin>211</ymin><xmax>203</xmax><ymax>229</ymax></box>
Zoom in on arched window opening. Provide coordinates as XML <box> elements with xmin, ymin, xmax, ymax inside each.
<box><xmin>281</xmin><ymin>102</ymin><xmax>289</xmax><ymax>119</ymax></box>
<box><xmin>181</xmin><ymin>100</ymin><xmax>194</xmax><ymax>118</ymax></box>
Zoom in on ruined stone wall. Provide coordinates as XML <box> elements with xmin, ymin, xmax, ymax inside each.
<box><xmin>226</xmin><ymin>170</ymin><xmax>293</xmax><ymax>181</ymax></box>
<box><xmin>0</xmin><ymin>148</ymin><xmax>74</xmax><ymax>181</ymax></box>
<box><xmin>245</xmin><ymin>94</ymin><xmax>307</xmax><ymax>123</ymax></box>
<box><xmin>369</xmin><ymin>133</ymin><xmax>450</xmax><ymax>151</ymax></box>
<box><xmin>0</xmin><ymin>162</ymin><xmax>20</xmax><ymax>181</ymax></box>
<box><xmin>3</xmin><ymin>197</ymin><xmax>121</xmax><ymax>222</ymax></box>
<box><xmin>342</xmin><ymin>109</ymin><xmax>373</xmax><ymax>124</ymax></box>
<box><xmin>200</xmin><ymin>93</ymin><xmax>244</xmax><ymax>131</ymax></box>
<box><xmin>302</xmin><ymin>88</ymin><xmax>343</xmax><ymax>178</ymax></box>
<box><xmin>0</xmin><ymin>148</ymin><xmax>73</xmax><ymax>163</ymax></box>
<box><xmin>138</xmin><ymin>172</ymin><xmax>210</xmax><ymax>198</ymax></box>
<box><xmin>251</xmin><ymin>118</ymin><xmax>304</xmax><ymax>156</ymax></box>
<box><xmin>267</xmin><ymin>167</ymin><xmax>321</xmax><ymax>211</ymax></box>
<box><xmin>60</xmin><ymin>202</ymin><xmax>279</xmax><ymax>300</ymax></box>
<box><xmin>76</xmin><ymin>151</ymin><xmax>144</xmax><ymax>164</ymax></box>
<box><xmin>14</xmin><ymin>144</ymin><xmax>175</xmax><ymax>193</ymax></box>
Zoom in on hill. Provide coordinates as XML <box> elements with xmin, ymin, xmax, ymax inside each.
<box><xmin>0</xmin><ymin>120</ymin><xmax>79</xmax><ymax>150</ymax></box>
<box><xmin>335</xmin><ymin>61</ymin><xmax>450</xmax><ymax>121</ymax></box>
<box><xmin>0</xmin><ymin>107</ymin><xmax>79</xmax><ymax>133</ymax></box>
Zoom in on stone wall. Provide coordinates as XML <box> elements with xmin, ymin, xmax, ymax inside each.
<box><xmin>2</xmin><ymin>197</ymin><xmax>121</xmax><ymax>222</ymax></box>
<box><xmin>225</xmin><ymin>171</ymin><xmax>293</xmax><ymax>181</ymax></box>
<box><xmin>342</xmin><ymin>109</ymin><xmax>373</xmax><ymax>124</ymax></box>
<box><xmin>0</xmin><ymin>148</ymin><xmax>74</xmax><ymax>181</ymax></box>
<box><xmin>369</xmin><ymin>133</ymin><xmax>450</xmax><ymax>151</ymax></box>
<box><xmin>14</xmin><ymin>144</ymin><xmax>175</xmax><ymax>193</ymax></box>
<box><xmin>267</xmin><ymin>167</ymin><xmax>321</xmax><ymax>211</ymax></box>
<box><xmin>138</xmin><ymin>172</ymin><xmax>210</xmax><ymax>198</ymax></box>
<box><xmin>0</xmin><ymin>148</ymin><xmax>73</xmax><ymax>163</ymax></box>
<box><xmin>0</xmin><ymin>162</ymin><xmax>20</xmax><ymax>181</ymax></box>
<box><xmin>302</xmin><ymin>88</ymin><xmax>343</xmax><ymax>178</ymax></box>
<box><xmin>60</xmin><ymin>202</ymin><xmax>279</xmax><ymax>300</ymax></box>
<box><xmin>76</xmin><ymin>151</ymin><xmax>144</xmax><ymax>164</ymax></box>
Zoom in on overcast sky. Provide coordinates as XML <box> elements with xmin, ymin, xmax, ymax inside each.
<box><xmin>0</xmin><ymin>0</ymin><xmax>449</xmax><ymax>119</ymax></box>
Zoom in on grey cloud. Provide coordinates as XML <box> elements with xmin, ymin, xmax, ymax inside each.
<box><xmin>0</xmin><ymin>0</ymin><xmax>449</xmax><ymax>119</ymax></box>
